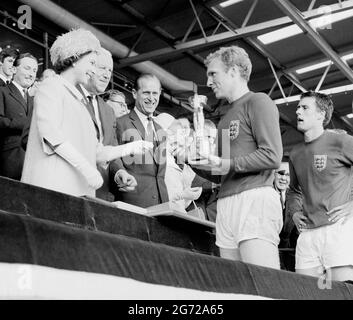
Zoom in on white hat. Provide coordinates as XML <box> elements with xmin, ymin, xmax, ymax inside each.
<box><xmin>50</xmin><ymin>28</ymin><xmax>101</xmax><ymax>67</ymax></box>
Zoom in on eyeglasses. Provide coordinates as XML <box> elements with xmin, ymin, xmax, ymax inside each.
<box><xmin>110</xmin><ymin>100</ymin><xmax>127</xmax><ymax>107</ymax></box>
<box><xmin>276</xmin><ymin>170</ymin><xmax>290</xmax><ymax>177</ymax></box>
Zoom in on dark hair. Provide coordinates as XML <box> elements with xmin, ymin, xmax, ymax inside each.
<box><xmin>0</xmin><ymin>47</ymin><xmax>20</xmax><ymax>63</ymax></box>
<box><xmin>300</xmin><ymin>91</ymin><xmax>334</xmax><ymax>127</ymax></box>
<box><xmin>53</xmin><ymin>50</ymin><xmax>93</xmax><ymax>73</ymax></box>
<box><xmin>134</xmin><ymin>73</ymin><xmax>161</xmax><ymax>91</ymax></box>
<box><xmin>13</xmin><ymin>53</ymin><xmax>38</xmax><ymax>67</ymax></box>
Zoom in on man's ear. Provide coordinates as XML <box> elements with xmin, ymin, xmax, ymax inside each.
<box><xmin>229</xmin><ymin>66</ymin><xmax>239</xmax><ymax>78</ymax></box>
<box><xmin>12</xmin><ymin>66</ymin><xmax>17</xmax><ymax>75</ymax></box>
<box><xmin>132</xmin><ymin>89</ymin><xmax>137</xmax><ymax>99</ymax></box>
<box><xmin>318</xmin><ymin>109</ymin><xmax>325</xmax><ymax>123</ymax></box>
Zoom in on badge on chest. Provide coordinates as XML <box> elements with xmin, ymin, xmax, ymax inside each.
<box><xmin>313</xmin><ymin>155</ymin><xmax>327</xmax><ymax>171</ymax></box>
<box><xmin>229</xmin><ymin>120</ymin><xmax>240</xmax><ymax>140</ymax></box>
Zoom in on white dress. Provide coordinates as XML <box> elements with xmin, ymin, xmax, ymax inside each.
<box><xmin>21</xmin><ymin>75</ymin><xmax>98</xmax><ymax>197</ymax></box>
<box><xmin>164</xmin><ymin>151</ymin><xmax>196</xmax><ymax>212</ymax></box>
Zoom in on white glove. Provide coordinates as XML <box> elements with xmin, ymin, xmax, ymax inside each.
<box><xmin>181</xmin><ymin>187</ymin><xmax>202</xmax><ymax>201</ymax></box>
<box><xmin>120</xmin><ymin>140</ymin><xmax>153</xmax><ymax>157</ymax></box>
<box><xmin>55</xmin><ymin>142</ymin><xmax>103</xmax><ymax>190</ymax></box>
<box><xmin>96</xmin><ymin>141</ymin><xmax>153</xmax><ymax>164</ymax></box>
<box><xmin>114</xmin><ymin>169</ymin><xmax>137</xmax><ymax>192</ymax></box>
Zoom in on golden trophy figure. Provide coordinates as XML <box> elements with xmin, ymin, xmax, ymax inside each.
<box><xmin>188</xmin><ymin>94</ymin><xmax>210</xmax><ymax>164</ymax></box>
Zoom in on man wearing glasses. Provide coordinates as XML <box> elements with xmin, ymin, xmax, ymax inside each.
<box><xmin>104</xmin><ymin>89</ymin><xmax>130</xmax><ymax>119</ymax></box>
<box><xmin>274</xmin><ymin>162</ymin><xmax>297</xmax><ymax>270</ymax></box>
<box><xmin>274</xmin><ymin>162</ymin><xmax>290</xmax><ymax>211</ymax></box>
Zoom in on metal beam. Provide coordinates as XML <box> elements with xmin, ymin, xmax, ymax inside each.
<box><xmin>117</xmin><ymin>20</ymin><xmax>281</xmax><ymax>67</ymax></box>
<box><xmin>333</xmin><ymin>111</ymin><xmax>353</xmax><ymax>133</ymax></box>
<box><xmin>315</xmin><ymin>64</ymin><xmax>331</xmax><ymax>91</ymax></box>
<box><xmin>268</xmin><ymin>58</ymin><xmax>286</xmax><ymax>99</ymax></box>
<box><xmin>117</xmin><ymin>0</ymin><xmax>353</xmax><ymax>68</ymax></box>
<box><xmin>203</xmin><ymin>4</ymin><xmax>307</xmax><ymax>92</ymax></box>
<box><xmin>91</xmin><ymin>22</ymin><xmax>137</xmax><ymax>28</ymax></box>
<box><xmin>286</xmin><ymin>46</ymin><xmax>353</xmax><ymax>74</ymax></box>
<box><xmin>110</xmin><ymin>0</ymin><xmax>206</xmax><ymax>68</ymax></box>
<box><xmin>274</xmin><ymin>0</ymin><xmax>353</xmax><ymax>83</ymax></box>
<box><xmin>241</xmin><ymin>0</ymin><xmax>258</xmax><ymax>27</ymax></box>
<box><xmin>189</xmin><ymin>0</ymin><xmax>207</xmax><ymax>40</ymax></box>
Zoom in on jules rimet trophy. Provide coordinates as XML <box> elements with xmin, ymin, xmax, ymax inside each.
<box><xmin>188</xmin><ymin>94</ymin><xmax>214</xmax><ymax>164</ymax></box>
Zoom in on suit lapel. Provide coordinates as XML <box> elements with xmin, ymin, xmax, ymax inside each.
<box><xmin>129</xmin><ymin>109</ymin><xmax>145</xmax><ymax>140</ymax></box>
<box><xmin>8</xmin><ymin>83</ymin><xmax>27</xmax><ymax>113</ymax></box>
<box><xmin>27</xmin><ymin>96</ymin><xmax>34</xmax><ymax>118</ymax></box>
<box><xmin>130</xmin><ymin>110</ymin><xmax>159</xmax><ymax>163</ymax></box>
<box><xmin>153</xmin><ymin>121</ymin><xmax>167</xmax><ymax>169</ymax></box>
<box><xmin>97</xmin><ymin>96</ymin><xmax>111</xmax><ymax>145</ymax></box>
<box><xmin>76</xmin><ymin>85</ymin><xmax>100</xmax><ymax>134</ymax></box>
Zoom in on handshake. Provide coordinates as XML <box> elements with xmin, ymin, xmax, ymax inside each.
<box><xmin>85</xmin><ymin>140</ymin><xmax>153</xmax><ymax>190</ymax></box>
<box><xmin>120</xmin><ymin>140</ymin><xmax>153</xmax><ymax>157</ymax></box>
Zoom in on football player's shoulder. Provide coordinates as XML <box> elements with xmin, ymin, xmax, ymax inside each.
<box><xmin>248</xmin><ymin>92</ymin><xmax>276</xmax><ymax>111</ymax></box>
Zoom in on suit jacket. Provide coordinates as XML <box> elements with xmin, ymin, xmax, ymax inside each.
<box><xmin>109</xmin><ymin>109</ymin><xmax>169</xmax><ymax>208</ymax></box>
<box><xmin>0</xmin><ymin>78</ymin><xmax>7</xmax><ymax>87</ymax></box>
<box><xmin>91</xmin><ymin>96</ymin><xmax>118</xmax><ymax>201</ymax></box>
<box><xmin>0</xmin><ymin>83</ymin><xmax>33</xmax><ymax>179</ymax></box>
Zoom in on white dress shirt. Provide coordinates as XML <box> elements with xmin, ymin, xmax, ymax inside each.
<box><xmin>80</xmin><ymin>85</ymin><xmax>104</xmax><ymax>143</ymax></box>
<box><xmin>0</xmin><ymin>73</ymin><xmax>10</xmax><ymax>84</ymax></box>
<box><xmin>12</xmin><ymin>80</ymin><xmax>27</xmax><ymax>99</ymax></box>
<box><xmin>134</xmin><ymin>106</ymin><xmax>156</xmax><ymax>134</ymax></box>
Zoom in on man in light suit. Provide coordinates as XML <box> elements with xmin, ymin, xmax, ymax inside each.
<box><xmin>0</xmin><ymin>53</ymin><xmax>38</xmax><ymax>179</ymax></box>
<box><xmin>0</xmin><ymin>47</ymin><xmax>19</xmax><ymax>86</ymax></box>
<box><xmin>80</xmin><ymin>48</ymin><xmax>120</xmax><ymax>201</ymax></box>
<box><xmin>109</xmin><ymin>73</ymin><xmax>169</xmax><ymax>208</ymax></box>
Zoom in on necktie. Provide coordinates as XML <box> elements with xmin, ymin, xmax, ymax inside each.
<box><xmin>146</xmin><ymin>116</ymin><xmax>155</xmax><ymax>144</ymax></box>
<box><xmin>87</xmin><ymin>95</ymin><xmax>100</xmax><ymax>141</ymax></box>
<box><xmin>86</xmin><ymin>95</ymin><xmax>95</xmax><ymax>117</ymax></box>
<box><xmin>23</xmin><ymin>88</ymin><xmax>28</xmax><ymax>104</ymax></box>
<box><xmin>22</xmin><ymin>88</ymin><xmax>28</xmax><ymax>113</ymax></box>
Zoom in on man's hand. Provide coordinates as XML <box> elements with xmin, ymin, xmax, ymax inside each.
<box><xmin>190</xmin><ymin>155</ymin><xmax>232</xmax><ymax>176</ymax></box>
<box><xmin>292</xmin><ymin>211</ymin><xmax>309</xmax><ymax>232</ymax></box>
<box><xmin>326</xmin><ymin>201</ymin><xmax>353</xmax><ymax>224</ymax></box>
<box><xmin>114</xmin><ymin>170</ymin><xmax>137</xmax><ymax>192</ymax></box>
<box><xmin>121</xmin><ymin>140</ymin><xmax>153</xmax><ymax>157</ymax></box>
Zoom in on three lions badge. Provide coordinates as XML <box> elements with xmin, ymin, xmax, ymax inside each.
<box><xmin>313</xmin><ymin>155</ymin><xmax>327</xmax><ymax>171</ymax></box>
<box><xmin>229</xmin><ymin>120</ymin><xmax>240</xmax><ymax>140</ymax></box>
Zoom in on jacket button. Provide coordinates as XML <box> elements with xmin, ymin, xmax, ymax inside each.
<box><xmin>152</xmin><ymin>195</ymin><xmax>157</xmax><ymax>199</ymax></box>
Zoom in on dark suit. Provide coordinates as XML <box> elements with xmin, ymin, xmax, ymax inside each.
<box><xmin>89</xmin><ymin>95</ymin><xmax>118</xmax><ymax>201</ymax></box>
<box><xmin>0</xmin><ymin>78</ymin><xmax>7</xmax><ymax>87</ymax></box>
<box><xmin>0</xmin><ymin>83</ymin><xmax>33</xmax><ymax>179</ymax></box>
<box><xmin>109</xmin><ymin>109</ymin><xmax>169</xmax><ymax>208</ymax></box>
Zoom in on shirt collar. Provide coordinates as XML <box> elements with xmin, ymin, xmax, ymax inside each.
<box><xmin>0</xmin><ymin>74</ymin><xmax>9</xmax><ymax>84</ymax></box>
<box><xmin>12</xmin><ymin>80</ymin><xmax>26</xmax><ymax>96</ymax></box>
<box><xmin>79</xmin><ymin>84</ymin><xmax>96</xmax><ymax>99</ymax></box>
<box><xmin>134</xmin><ymin>106</ymin><xmax>154</xmax><ymax>122</ymax></box>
